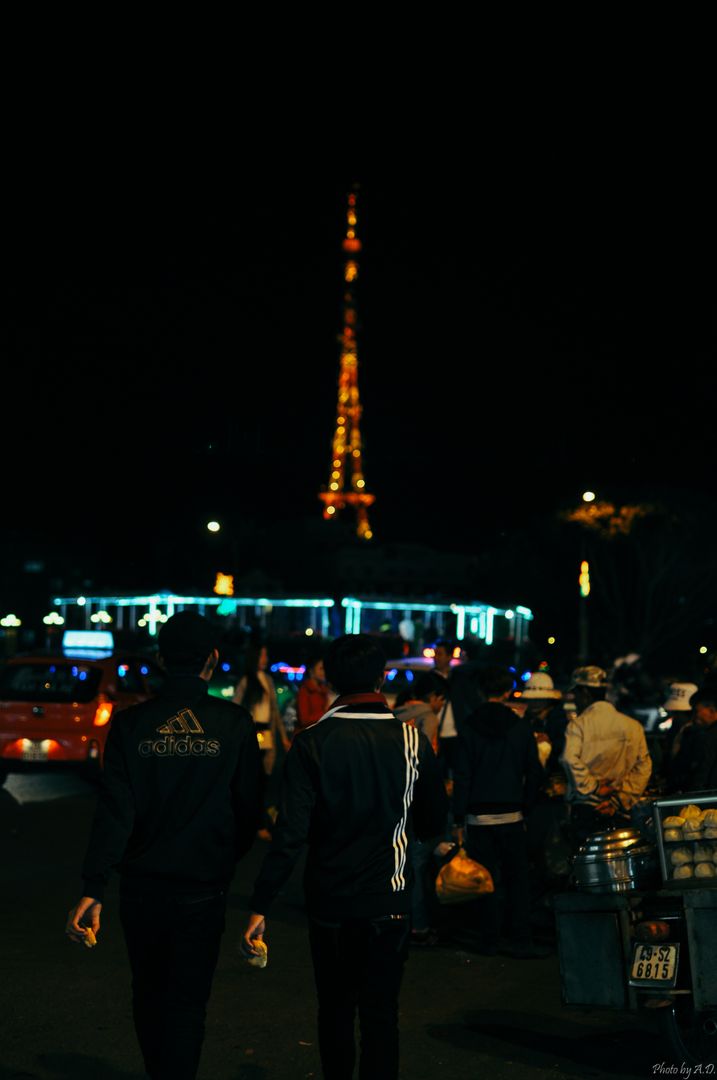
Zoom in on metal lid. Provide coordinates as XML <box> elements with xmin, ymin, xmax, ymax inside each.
<box><xmin>574</xmin><ymin>827</ymin><xmax>654</xmax><ymax>863</ymax></box>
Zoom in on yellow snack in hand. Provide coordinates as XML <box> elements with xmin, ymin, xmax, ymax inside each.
<box><xmin>83</xmin><ymin>927</ymin><xmax>97</xmax><ymax>949</ymax></box>
<box><xmin>246</xmin><ymin>939</ymin><xmax>268</xmax><ymax>968</ymax></box>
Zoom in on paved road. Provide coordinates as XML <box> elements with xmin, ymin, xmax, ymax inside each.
<box><xmin>0</xmin><ymin>774</ymin><xmax>661</xmax><ymax>1080</ymax></box>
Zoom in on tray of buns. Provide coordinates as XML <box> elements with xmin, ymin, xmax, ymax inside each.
<box><xmin>653</xmin><ymin>793</ymin><xmax>717</xmax><ymax>887</ymax></box>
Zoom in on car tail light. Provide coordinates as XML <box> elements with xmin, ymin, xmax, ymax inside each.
<box><xmin>635</xmin><ymin>920</ymin><xmax>672</xmax><ymax>942</ymax></box>
<box><xmin>3</xmin><ymin>738</ymin><xmax>61</xmax><ymax>758</ymax></box>
<box><xmin>93</xmin><ymin>702</ymin><xmax>113</xmax><ymax>727</ymax></box>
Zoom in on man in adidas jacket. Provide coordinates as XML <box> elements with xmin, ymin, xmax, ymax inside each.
<box><xmin>65</xmin><ymin>612</ymin><xmax>264</xmax><ymax>1080</ymax></box>
<box><xmin>243</xmin><ymin>633</ymin><xmax>447</xmax><ymax>1080</ymax></box>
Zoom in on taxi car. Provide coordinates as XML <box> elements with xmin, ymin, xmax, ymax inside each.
<box><xmin>0</xmin><ymin>630</ymin><xmax>165</xmax><ymax>782</ymax></box>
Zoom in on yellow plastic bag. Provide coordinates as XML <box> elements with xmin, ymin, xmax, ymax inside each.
<box><xmin>435</xmin><ymin>847</ymin><xmax>494</xmax><ymax>904</ymax></box>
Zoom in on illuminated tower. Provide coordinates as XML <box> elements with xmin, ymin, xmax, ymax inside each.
<box><xmin>319</xmin><ymin>186</ymin><xmax>375</xmax><ymax>540</ymax></box>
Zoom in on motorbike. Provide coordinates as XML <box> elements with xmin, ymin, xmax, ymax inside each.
<box><xmin>553</xmin><ymin>793</ymin><xmax>717</xmax><ymax>1067</ymax></box>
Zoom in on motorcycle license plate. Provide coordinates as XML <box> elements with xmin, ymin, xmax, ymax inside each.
<box><xmin>629</xmin><ymin>943</ymin><xmax>679</xmax><ymax>987</ymax></box>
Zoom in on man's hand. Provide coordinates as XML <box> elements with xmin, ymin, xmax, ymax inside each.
<box><xmin>242</xmin><ymin>913</ymin><xmax>266</xmax><ymax>957</ymax></box>
<box><xmin>595</xmin><ymin>800</ymin><xmax>616</xmax><ymax>816</ymax></box>
<box><xmin>65</xmin><ymin>897</ymin><xmax>102</xmax><ymax>944</ymax></box>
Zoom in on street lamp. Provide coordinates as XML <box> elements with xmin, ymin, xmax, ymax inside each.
<box><xmin>207</xmin><ymin>520</ymin><xmax>221</xmax><ymax>533</ymax></box>
<box><xmin>577</xmin><ymin>493</ymin><xmax>595</xmax><ymax>662</ymax></box>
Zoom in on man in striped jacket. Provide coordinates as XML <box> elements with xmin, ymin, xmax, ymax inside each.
<box><xmin>244</xmin><ymin>633</ymin><xmax>447</xmax><ymax>1080</ymax></box>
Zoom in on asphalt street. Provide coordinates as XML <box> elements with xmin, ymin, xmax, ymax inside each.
<box><xmin>0</xmin><ymin>774</ymin><xmax>661</xmax><ymax>1080</ymax></box>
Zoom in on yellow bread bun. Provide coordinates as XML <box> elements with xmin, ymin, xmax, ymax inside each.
<box><xmin>670</xmin><ymin>847</ymin><xmax>693</xmax><ymax>866</ymax></box>
<box><xmin>679</xmin><ymin>805</ymin><xmax>703</xmax><ymax>820</ymax></box>
<box><xmin>702</xmin><ymin>809</ymin><xmax>717</xmax><ymax>826</ymax></box>
<box><xmin>663</xmin><ymin>816</ymin><xmax>686</xmax><ymax>828</ymax></box>
<box><xmin>695</xmin><ymin>862</ymin><xmax>716</xmax><ymax>878</ymax></box>
<box><xmin>664</xmin><ymin>829</ymin><xmax>682</xmax><ymax>842</ymax></box>
<box><xmin>246</xmin><ymin>939</ymin><xmax>268</xmax><ymax>968</ymax></box>
<box><xmin>673</xmin><ymin>864</ymin><xmax>694</xmax><ymax>878</ymax></box>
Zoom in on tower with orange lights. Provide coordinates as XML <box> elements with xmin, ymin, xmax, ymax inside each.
<box><xmin>319</xmin><ymin>186</ymin><xmax>375</xmax><ymax>540</ymax></box>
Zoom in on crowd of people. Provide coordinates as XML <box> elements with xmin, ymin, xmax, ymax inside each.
<box><xmin>65</xmin><ymin>614</ymin><xmax>717</xmax><ymax>1080</ymax></box>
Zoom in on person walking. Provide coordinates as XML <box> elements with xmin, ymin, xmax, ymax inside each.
<box><xmin>243</xmin><ymin>633</ymin><xmax>447</xmax><ymax>1080</ymax></box>
<box><xmin>65</xmin><ymin>611</ymin><xmax>264</xmax><ymax>1080</ymax></box>
<box><xmin>233</xmin><ymin>641</ymin><xmax>290</xmax><ymax>839</ymax></box>
<box><xmin>394</xmin><ymin>671</ymin><xmax>449</xmax><ymax>945</ymax></box>
<box><xmin>452</xmin><ymin>665</ymin><xmax>547</xmax><ymax>958</ymax></box>
<box><xmin>560</xmin><ymin>665</ymin><xmax>652</xmax><ymax>846</ymax></box>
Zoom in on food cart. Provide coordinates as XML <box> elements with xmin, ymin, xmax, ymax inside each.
<box><xmin>553</xmin><ymin>791</ymin><xmax>717</xmax><ymax>1066</ymax></box>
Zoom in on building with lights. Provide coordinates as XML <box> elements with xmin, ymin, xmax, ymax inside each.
<box><xmin>45</xmin><ymin>590</ymin><xmax>533</xmax><ymax>652</ymax></box>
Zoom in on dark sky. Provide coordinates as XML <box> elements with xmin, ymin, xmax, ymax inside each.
<box><xmin>7</xmin><ymin>170</ymin><xmax>715</xmax><ymax>594</ymax></box>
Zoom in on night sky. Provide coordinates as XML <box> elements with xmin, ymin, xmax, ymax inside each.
<box><xmin>6</xmin><ymin>170</ymin><xmax>715</xmax><ymax>637</ymax></box>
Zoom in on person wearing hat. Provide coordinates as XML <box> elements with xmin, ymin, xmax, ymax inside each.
<box><xmin>661</xmin><ymin>681</ymin><xmax>699</xmax><ymax>757</ymax></box>
<box><xmin>560</xmin><ymin>665</ymin><xmax>652</xmax><ymax>848</ymax></box>
<box><xmin>667</xmin><ymin>686</ymin><xmax>717</xmax><ymax>793</ymax></box>
<box><xmin>515</xmin><ymin>672</ymin><xmax>566</xmax><ymax>771</ymax></box>
<box><xmin>517</xmin><ymin>673</ymin><xmax>572</xmax><ymax>904</ymax></box>
<box><xmin>65</xmin><ymin>611</ymin><xmax>264</xmax><ymax>1080</ymax></box>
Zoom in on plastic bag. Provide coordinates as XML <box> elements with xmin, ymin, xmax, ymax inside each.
<box><xmin>435</xmin><ymin>847</ymin><xmax>494</xmax><ymax>904</ymax></box>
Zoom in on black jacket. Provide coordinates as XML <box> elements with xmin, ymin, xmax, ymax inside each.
<box><xmin>250</xmin><ymin>692</ymin><xmax>447</xmax><ymax>921</ymax></box>
<box><xmin>82</xmin><ymin>675</ymin><xmax>264</xmax><ymax>900</ymax></box>
<box><xmin>668</xmin><ymin>722</ymin><xmax>717</xmax><ymax>794</ymax></box>
<box><xmin>452</xmin><ymin>702</ymin><xmax>544</xmax><ymax>822</ymax></box>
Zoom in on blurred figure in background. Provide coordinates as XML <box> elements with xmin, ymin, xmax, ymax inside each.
<box><xmin>233</xmin><ymin>643</ymin><xmax>290</xmax><ymax>839</ymax></box>
<box><xmin>662</xmin><ymin>681</ymin><xmax>699</xmax><ymax>764</ymax></box>
<box><xmin>296</xmin><ymin>652</ymin><xmax>334</xmax><ymax>732</ymax></box>
<box><xmin>667</xmin><ymin>687</ymin><xmax>717</xmax><ymax>793</ymax></box>
<box><xmin>394</xmin><ymin>672</ymin><xmax>449</xmax><ymax>946</ymax></box>
<box><xmin>452</xmin><ymin>665</ymin><xmax>547</xmax><ymax>958</ymax></box>
<box><xmin>514</xmin><ymin>673</ymin><xmax>571</xmax><ymax>907</ymax></box>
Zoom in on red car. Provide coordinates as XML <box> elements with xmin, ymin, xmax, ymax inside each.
<box><xmin>0</xmin><ymin>641</ymin><xmax>165</xmax><ymax>783</ymax></box>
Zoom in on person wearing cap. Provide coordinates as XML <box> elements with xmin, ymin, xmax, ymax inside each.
<box><xmin>560</xmin><ymin>665</ymin><xmax>652</xmax><ymax>847</ymax></box>
<box><xmin>65</xmin><ymin>611</ymin><xmax>264</xmax><ymax>1080</ymax></box>
<box><xmin>516</xmin><ymin>673</ymin><xmax>572</xmax><ymax>899</ymax></box>
<box><xmin>661</xmin><ymin>681</ymin><xmax>699</xmax><ymax>761</ymax></box>
<box><xmin>667</xmin><ymin>686</ymin><xmax>717</xmax><ymax>793</ymax></box>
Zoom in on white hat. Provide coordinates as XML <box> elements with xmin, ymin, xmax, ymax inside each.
<box><xmin>521</xmin><ymin>672</ymin><xmax>562</xmax><ymax>700</ymax></box>
<box><xmin>571</xmin><ymin>665</ymin><xmax>609</xmax><ymax>688</ymax></box>
<box><xmin>664</xmin><ymin>682</ymin><xmax>699</xmax><ymax>712</ymax></box>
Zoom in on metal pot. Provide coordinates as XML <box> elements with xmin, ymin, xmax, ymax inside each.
<box><xmin>571</xmin><ymin>827</ymin><xmax>660</xmax><ymax>893</ymax></box>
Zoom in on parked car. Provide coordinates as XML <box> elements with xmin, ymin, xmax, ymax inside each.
<box><xmin>0</xmin><ymin>631</ymin><xmax>165</xmax><ymax>783</ymax></box>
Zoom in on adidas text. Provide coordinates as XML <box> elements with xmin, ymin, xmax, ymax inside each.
<box><xmin>138</xmin><ymin>735</ymin><xmax>221</xmax><ymax>757</ymax></box>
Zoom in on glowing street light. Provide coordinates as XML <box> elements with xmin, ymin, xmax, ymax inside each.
<box><xmin>207</xmin><ymin>521</ymin><xmax>221</xmax><ymax>533</ymax></box>
<box><xmin>582</xmin><ymin>491</ymin><xmax>596</xmax><ymax>503</ymax></box>
<box><xmin>43</xmin><ymin>612</ymin><xmax>65</xmax><ymax>626</ymax></box>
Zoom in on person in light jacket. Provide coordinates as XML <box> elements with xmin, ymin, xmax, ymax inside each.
<box><xmin>560</xmin><ymin>665</ymin><xmax>652</xmax><ymax>847</ymax></box>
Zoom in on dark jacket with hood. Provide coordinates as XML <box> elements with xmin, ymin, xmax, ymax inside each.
<box><xmin>452</xmin><ymin>701</ymin><xmax>544</xmax><ymax>824</ymax></box>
